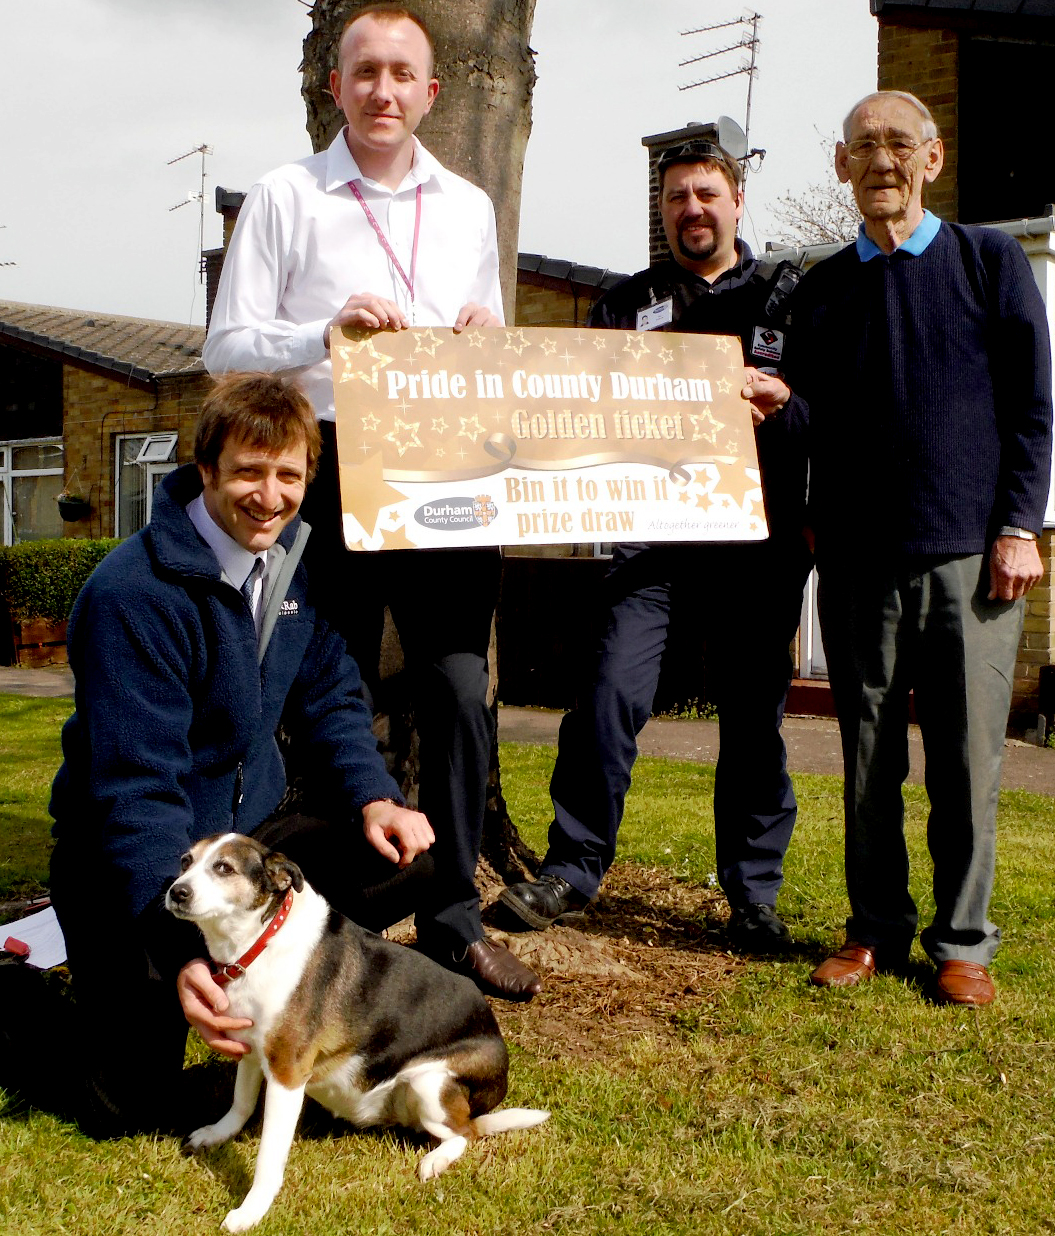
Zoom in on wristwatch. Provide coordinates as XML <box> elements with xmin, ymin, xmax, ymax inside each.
<box><xmin>997</xmin><ymin>526</ymin><xmax>1038</xmax><ymax>540</ymax></box>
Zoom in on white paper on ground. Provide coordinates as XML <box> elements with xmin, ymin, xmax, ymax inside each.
<box><xmin>3</xmin><ymin>905</ymin><xmax>68</xmax><ymax>969</ymax></box>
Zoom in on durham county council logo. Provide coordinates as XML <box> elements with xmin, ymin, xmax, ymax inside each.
<box><xmin>413</xmin><ymin>494</ymin><xmax>499</xmax><ymax>532</ymax></box>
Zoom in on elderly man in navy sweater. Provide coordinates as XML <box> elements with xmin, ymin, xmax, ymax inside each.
<box><xmin>47</xmin><ymin>373</ymin><xmax>436</xmax><ymax>1136</ymax></box>
<box><xmin>785</xmin><ymin>91</ymin><xmax>1052</xmax><ymax>1006</ymax></box>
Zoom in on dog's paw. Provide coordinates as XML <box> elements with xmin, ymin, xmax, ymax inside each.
<box><xmin>222</xmin><ymin>1201</ymin><xmax>267</xmax><ymax>1233</ymax></box>
<box><xmin>185</xmin><ymin>1123</ymin><xmax>223</xmax><ymax>1152</ymax></box>
<box><xmin>418</xmin><ymin>1135</ymin><xmax>468</xmax><ymax>1180</ymax></box>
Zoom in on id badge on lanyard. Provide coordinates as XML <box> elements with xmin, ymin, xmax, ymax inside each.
<box><xmin>637</xmin><ymin>296</ymin><xmax>673</xmax><ymax>331</ymax></box>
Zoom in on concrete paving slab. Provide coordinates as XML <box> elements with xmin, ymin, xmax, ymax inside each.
<box><xmin>498</xmin><ymin>705</ymin><xmax>1055</xmax><ymax>798</ymax></box>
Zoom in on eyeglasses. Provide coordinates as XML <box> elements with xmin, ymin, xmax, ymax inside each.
<box><xmin>843</xmin><ymin>137</ymin><xmax>931</xmax><ymax>163</ymax></box>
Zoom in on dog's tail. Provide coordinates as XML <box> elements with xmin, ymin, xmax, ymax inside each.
<box><xmin>473</xmin><ymin>1108</ymin><xmax>550</xmax><ymax>1137</ymax></box>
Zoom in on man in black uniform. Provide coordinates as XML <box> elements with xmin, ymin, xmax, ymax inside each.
<box><xmin>500</xmin><ymin>139</ymin><xmax>813</xmax><ymax>950</ymax></box>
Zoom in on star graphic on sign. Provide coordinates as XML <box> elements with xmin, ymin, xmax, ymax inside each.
<box><xmin>381</xmin><ymin>523</ymin><xmax>417</xmax><ymax>550</ymax></box>
<box><xmin>465</xmin><ymin>329</ymin><xmax>486</xmax><ymax>348</ymax></box>
<box><xmin>360</xmin><ymin>412</ymin><xmax>380</xmax><ymax>434</ymax></box>
<box><xmin>339</xmin><ymin>451</ymin><xmax>407</xmax><ymax>539</ymax></box>
<box><xmin>711</xmin><ymin>462</ymin><xmax>762</xmax><ymax>511</ymax></box>
<box><xmin>697</xmin><ymin>358</ymin><xmax>709</xmax><ymax>374</ymax></box>
<box><xmin>623</xmin><ymin>333</ymin><xmax>650</xmax><ymax>361</ymax></box>
<box><xmin>540</xmin><ymin>336</ymin><xmax>558</xmax><ymax>355</ymax></box>
<box><xmin>504</xmin><ymin>328</ymin><xmax>531</xmax><ymax>356</ymax></box>
<box><xmin>396</xmin><ymin>397</ymin><xmax>414</xmax><ymax>415</ymax></box>
<box><xmin>413</xmin><ymin>328</ymin><xmax>443</xmax><ymax>358</ymax></box>
<box><xmin>657</xmin><ymin>347</ymin><xmax>675</xmax><ymax>366</ymax></box>
<box><xmin>677</xmin><ymin>489</ymin><xmax>696</xmax><ymax>506</ymax></box>
<box><xmin>714</xmin><ymin>336</ymin><xmax>733</xmax><ymax>354</ymax></box>
<box><xmin>689</xmin><ymin>407</ymin><xmax>726</xmax><ymax>442</ymax></box>
<box><xmin>593</xmin><ymin>334</ymin><xmax>609</xmax><ymax>351</ymax></box>
<box><xmin>431</xmin><ymin>416</ymin><xmax>449</xmax><ymax>435</ymax></box>
<box><xmin>334</xmin><ymin>334</ymin><xmax>394</xmax><ymax>390</ymax></box>
<box><xmin>716</xmin><ymin>377</ymin><xmax>733</xmax><ymax>396</ymax></box>
<box><xmin>748</xmin><ymin>516</ymin><xmax>766</xmax><ymax>535</ymax></box>
<box><xmin>558</xmin><ymin>348</ymin><xmax>576</xmax><ymax>368</ymax></box>
<box><xmin>388</xmin><ymin>509</ymin><xmax>401</xmax><ymax>525</ymax></box>
<box><xmin>458</xmin><ymin>415</ymin><xmax>486</xmax><ymax>444</ymax></box>
<box><xmin>384</xmin><ymin>418</ymin><xmax>423</xmax><ymax>457</ymax></box>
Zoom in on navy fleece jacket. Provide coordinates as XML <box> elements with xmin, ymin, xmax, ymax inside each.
<box><xmin>49</xmin><ymin>464</ymin><xmax>399</xmax><ymax>930</ymax></box>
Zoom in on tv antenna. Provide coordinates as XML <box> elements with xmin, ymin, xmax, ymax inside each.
<box><xmin>167</xmin><ymin>144</ymin><xmax>213</xmax><ymax>284</ymax></box>
<box><xmin>679</xmin><ymin>13</ymin><xmax>765</xmax><ymax>178</ymax></box>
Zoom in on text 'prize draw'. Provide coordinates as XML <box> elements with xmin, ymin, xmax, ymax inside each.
<box><xmin>331</xmin><ymin>325</ymin><xmax>767</xmax><ymax>550</ymax></box>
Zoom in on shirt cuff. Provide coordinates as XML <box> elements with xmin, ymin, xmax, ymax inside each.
<box><xmin>293</xmin><ymin>319</ymin><xmax>331</xmax><ymax>366</ymax></box>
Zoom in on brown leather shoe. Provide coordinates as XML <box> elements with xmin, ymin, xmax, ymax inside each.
<box><xmin>810</xmin><ymin>943</ymin><xmax>877</xmax><ymax>987</ymax></box>
<box><xmin>934</xmin><ymin>960</ymin><xmax>995</xmax><ymax>1006</ymax></box>
<box><xmin>462</xmin><ymin>938</ymin><xmax>543</xmax><ymax>1002</ymax></box>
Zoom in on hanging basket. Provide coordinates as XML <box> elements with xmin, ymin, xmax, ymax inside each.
<box><xmin>57</xmin><ymin>497</ymin><xmax>92</xmax><ymax>522</ymax></box>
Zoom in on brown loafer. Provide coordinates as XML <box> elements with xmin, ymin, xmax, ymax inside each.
<box><xmin>810</xmin><ymin>943</ymin><xmax>877</xmax><ymax>988</ymax></box>
<box><xmin>462</xmin><ymin>938</ymin><xmax>543</xmax><ymax>1002</ymax></box>
<box><xmin>934</xmin><ymin>960</ymin><xmax>995</xmax><ymax>1007</ymax></box>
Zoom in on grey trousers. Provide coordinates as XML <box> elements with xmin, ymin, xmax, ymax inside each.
<box><xmin>818</xmin><ymin>553</ymin><xmax>1023</xmax><ymax>966</ymax></box>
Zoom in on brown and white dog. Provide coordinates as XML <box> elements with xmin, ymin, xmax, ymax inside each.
<box><xmin>165</xmin><ymin>833</ymin><xmax>548</xmax><ymax>1233</ymax></box>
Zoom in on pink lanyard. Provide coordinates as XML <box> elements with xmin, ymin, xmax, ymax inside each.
<box><xmin>349</xmin><ymin>181</ymin><xmax>422</xmax><ymax>303</ymax></box>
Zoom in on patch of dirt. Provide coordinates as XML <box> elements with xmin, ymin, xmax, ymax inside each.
<box><xmin>407</xmin><ymin>863</ymin><xmax>744</xmax><ymax>1063</ymax></box>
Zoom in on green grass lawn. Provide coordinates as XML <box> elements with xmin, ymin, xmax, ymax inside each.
<box><xmin>3</xmin><ymin>696</ymin><xmax>1055</xmax><ymax>1234</ymax></box>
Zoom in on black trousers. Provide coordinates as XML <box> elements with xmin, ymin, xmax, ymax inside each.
<box><xmin>300</xmin><ymin>420</ymin><xmax>501</xmax><ymax>959</ymax></box>
<box><xmin>545</xmin><ymin>537</ymin><xmax>813</xmax><ymax>906</ymax></box>
<box><xmin>47</xmin><ymin>815</ymin><xmax>434</xmax><ymax>1138</ymax></box>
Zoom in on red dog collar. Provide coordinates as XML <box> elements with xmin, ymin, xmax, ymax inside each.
<box><xmin>212</xmin><ymin>889</ymin><xmax>295</xmax><ymax>987</ymax></box>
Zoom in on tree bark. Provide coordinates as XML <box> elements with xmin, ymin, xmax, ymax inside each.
<box><xmin>300</xmin><ymin>1</ymin><xmax>540</xmax><ymax>885</ymax></box>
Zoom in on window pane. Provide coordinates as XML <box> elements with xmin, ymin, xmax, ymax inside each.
<box><xmin>12</xmin><ymin>443</ymin><xmax>63</xmax><ymax>471</ymax></box>
<box><xmin>118</xmin><ymin>436</ymin><xmax>148</xmax><ymax>536</ymax></box>
<box><xmin>13</xmin><ymin>473</ymin><xmax>64</xmax><ymax>542</ymax></box>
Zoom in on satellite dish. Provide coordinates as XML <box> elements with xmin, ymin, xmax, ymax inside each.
<box><xmin>716</xmin><ymin>117</ymin><xmax>749</xmax><ymax>161</ymax></box>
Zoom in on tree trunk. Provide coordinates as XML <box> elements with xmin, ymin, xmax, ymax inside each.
<box><xmin>300</xmin><ymin>1</ymin><xmax>540</xmax><ymax>885</ymax></box>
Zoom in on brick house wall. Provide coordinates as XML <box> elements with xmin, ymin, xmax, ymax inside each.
<box><xmin>515</xmin><ymin>282</ymin><xmax>585</xmax><ymax>328</ymax></box>
<box><xmin>1019</xmin><ymin>530</ymin><xmax>1055</xmax><ymax>714</ymax></box>
<box><xmin>59</xmin><ymin>365</ymin><xmax>211</xmax><ymax>540</ymax></box>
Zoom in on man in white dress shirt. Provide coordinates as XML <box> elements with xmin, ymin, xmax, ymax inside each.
<box><xmin>204</xmin><ymin>4</ymin><xmax>540</xmax><ymax>1001</ymax></box>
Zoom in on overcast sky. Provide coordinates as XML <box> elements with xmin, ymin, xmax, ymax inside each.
<box><xmin>0</xmin><ymin>1</ymin><xmax>877</xmax><ymax>326</ymax></box>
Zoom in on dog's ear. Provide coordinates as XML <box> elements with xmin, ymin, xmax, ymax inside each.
<box><xmin>263</xmin><ymin>851</ymin><xmax>305</xmax><ymax>895</ymax></box>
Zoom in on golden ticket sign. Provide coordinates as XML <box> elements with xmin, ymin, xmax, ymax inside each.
<box><xmin>331</xmin><ymin>325</ymin><xmax>767</xmax><ymax>550</ymax></box>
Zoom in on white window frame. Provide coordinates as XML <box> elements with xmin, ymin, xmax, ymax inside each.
<box><xmin>0</xmin><ymin>438</ymin><xmax>64</xmax><ymax>546</ymax></box>
<box><xmin>115</xmin><ymin>433</ymin><xmax>178</xmax><ymax>537</ymax></box>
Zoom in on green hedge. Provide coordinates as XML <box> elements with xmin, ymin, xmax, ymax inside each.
<box><xmin>0</xmin><ymin>539</ymin><xmax>120</xmax><ymax>623</ymax></box>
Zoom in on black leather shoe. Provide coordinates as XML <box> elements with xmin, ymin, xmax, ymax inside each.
<box><xmin>498</xmin><ymin>874</ymin><xmax>591</xmax><ymax>931</ymax></box>
<box><xmin>727</xmin><ymin>903</ymin><xmax>791</xmax><ymax>953</ymax></box>
<box><xmin>459</xmin><ymin>938</ymin><xmax>542</xmax><ymax>1002</ymax></box>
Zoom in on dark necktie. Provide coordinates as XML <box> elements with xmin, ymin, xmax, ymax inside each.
<box><xmin>241</xmin><ymin>559</ymin><xmax>263</xmax><ymax>632</ymax></box>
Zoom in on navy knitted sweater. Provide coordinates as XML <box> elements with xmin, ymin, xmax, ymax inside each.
<box><xmin>787</xmin><ymin>222</ymin><xmax>1052</xmax><ymax>557</ymax></box>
